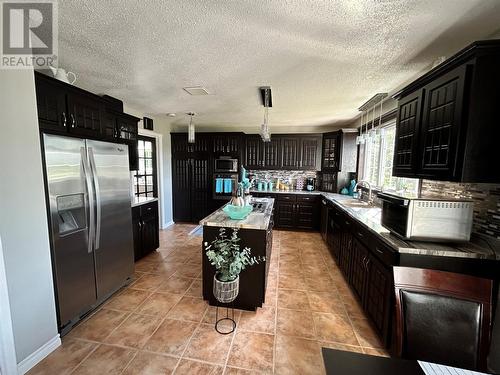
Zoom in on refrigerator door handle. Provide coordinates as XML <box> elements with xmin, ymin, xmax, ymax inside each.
<box><xmin>81</xmin><ymin>147</ymin><xmax>95</xmax><ymax>254</ymax></box>
<box><xmin>88</xmin><ymin>147</ymin><xmax>102</xmax><ymax>250</ymax></box>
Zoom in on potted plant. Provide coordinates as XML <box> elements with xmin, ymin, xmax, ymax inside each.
<box><xmin>204</xmin><ymin>227</ymin><xmax>264</xmax><ymax>303</ymax></box>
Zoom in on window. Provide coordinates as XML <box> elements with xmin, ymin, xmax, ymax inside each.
<box><xmin>360</xmin><ymin>122</ymin><xmax>419</xmax><ymax>195</ymax></box>
<box><xmin>133</xmin><ymin>136</ymin><xmax>157</xmax><ymax>198</ymax></box>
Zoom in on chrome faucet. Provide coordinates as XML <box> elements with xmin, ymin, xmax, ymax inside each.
<box><xmin>354</xmin><ymin>180</ymin><xmax>373</xmax><ymax>202</ymax></box>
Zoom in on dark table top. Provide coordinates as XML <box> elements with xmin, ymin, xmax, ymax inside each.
<box><xmin>322</xmin><ymin>348</ymin><xmax>425</xmax><ymax>375</ymax></box>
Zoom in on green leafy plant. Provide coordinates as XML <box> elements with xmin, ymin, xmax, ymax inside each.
<box><xmin>204</xmin><ymin>228</ymin><xmax>265</xmax><ymax>282</ymax></box>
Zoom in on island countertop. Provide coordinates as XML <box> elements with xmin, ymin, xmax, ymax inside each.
<box><xmin>199</xmin><ymin>197</ymin><xmax>275</xmax><ymax>230</ymax></box>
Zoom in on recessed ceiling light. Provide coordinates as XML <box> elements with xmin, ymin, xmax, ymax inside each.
<box><xmin>183</xmin><ymin>86</ymin><xmax>210</xmax><ymax>96</ymax></box>
<box><xmin>166</xmin><ymin>113</ymin><xmax>176</xmax><ymax>117</ymax></box>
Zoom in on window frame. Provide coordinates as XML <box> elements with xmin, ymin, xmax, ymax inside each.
<box><xmin>359</xmin><ymin>121</ymin><xmax>420</xmax><ymax>195</ymax></box>
<box><xmin>133</xmin><ymin>135</ymin><xmax>158</xmax><ymax>198</ymax></box>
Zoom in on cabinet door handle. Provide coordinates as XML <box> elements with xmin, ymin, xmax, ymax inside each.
<box><xmin>70</xmin><ymin>114</ymin><xmax>76</xmax><ymax>128</ymax></box>
<box><xmin>375</xmin><ymin>247</ymin><xmax>384</xmax><ymax>254</ymax></box>
<box><xmin>62</xmin><ymin>112</ymin><xmax>67</xmax><ymax>127</ymax></box>
<box><xmin>138</xmin><ymin>221</ymin><xmax>142</xmax><ymax>228</ymax></box>
<box><xmin>357</xmin><ymin>231</ymin><xmax>364</xmax><ymax>238</ymax></box>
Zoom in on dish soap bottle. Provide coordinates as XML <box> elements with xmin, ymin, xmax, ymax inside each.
<box><xmin>348</xmin><ymin>179</ymin><xmax>357</xmax><ymax>196</ymax></box>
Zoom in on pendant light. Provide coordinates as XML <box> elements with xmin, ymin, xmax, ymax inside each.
<box><xmin>259</xmin><ymin>87</ymin><xmax>272</xmax><ymax>142</ymax></box>
<box><xmin>187</xmin><ymin>112</ymin><xmax>195</xmax><ymax>144</ymax></box>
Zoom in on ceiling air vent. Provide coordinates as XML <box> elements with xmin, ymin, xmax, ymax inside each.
<box><xmin>183</xmin><ymin>86</ymin><xmax>210</xmax><ymax>96</ymax></box>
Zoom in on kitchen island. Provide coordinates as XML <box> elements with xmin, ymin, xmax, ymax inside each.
<box><xmin>199</xmin><ymin>197</ymin><xmax>274</xmax><ymax>310</ymax></box>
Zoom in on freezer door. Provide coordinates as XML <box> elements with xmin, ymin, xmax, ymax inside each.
<box><xmin>86</xmin><ymin>139</ymin><xmax>134</xmax><ymax>299</ymax></box>
<box><xmin>43</xmin><ymin>134</ymin><xmax>97</xmax><ymax>327</ymax></box>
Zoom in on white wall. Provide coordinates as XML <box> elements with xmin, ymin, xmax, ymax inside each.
<box><xmin>0</xmin><ymin>69</ymin><xmax>59</xmax><ymax>368</ymax></box>
<box><xmin>153</xmin><ymin>118</ymin><xmax>174</xmax><ymax>226</ymax></box>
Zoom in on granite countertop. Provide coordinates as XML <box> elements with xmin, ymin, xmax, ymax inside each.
<box><xmin>250</xmin><ymin>189</ymin><xmax>498</xmax><ymax>259</ymax></box>
<box><xmin>132</xmin><ymin>196</ymin><xmax>158</xmax><ymax>207</ymax></box>
<box><xmin>200</xmin><ymin>197</ymin><xmax>275</xmax><ymax>230</ymax></box>
<box><xmin>320</xmin><ymin>193</ymin><xmax>499</xmax><ymax>260</ymax></box>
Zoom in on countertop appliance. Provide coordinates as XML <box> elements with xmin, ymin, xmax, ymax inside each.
<box><xmin>306</xmin><ymin>177</ymin><xmax>316</xmax><ymax>191</ymax></box>
<box><xmin>215</xmin><ymin>157</ymin><xmax>238</xmax><ymax>172</ymax></box>
<box><xmin>378</xmin><ymin>192</ymin><xmax>473</xmax><ymax>242</ymax></box>
<box><xmin>43</xmin><ymin>134</ymin><xmax>134</xmax><ymax>334</ymax></box>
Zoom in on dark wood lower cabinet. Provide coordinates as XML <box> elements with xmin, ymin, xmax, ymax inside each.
<box><xmin>132</xmin><ymin>201</ymin><xmax>160</xmax><ymax>261</ymax></box>
<box><xmin>322</xmin><ymin>203</ymin><xmax>395</xmax><ymax>348</ymax></box>
<box><xmin>253</xmin><ymin>193</ymin><xmax>320</xmax><ymax>230</ymax></box>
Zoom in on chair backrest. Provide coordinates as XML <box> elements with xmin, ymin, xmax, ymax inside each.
<box><xmin>488</xmin><ymin>290</ymin><xmax>500</xmax><ymax>374</ymax></box>
<box><xmin>393</xmin><ymin>266</ymin><xmax>493</xmax><ymax>371</ymax></box>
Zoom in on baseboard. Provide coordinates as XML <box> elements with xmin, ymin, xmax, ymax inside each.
<box><xmin>17</xmin><ymin>335</ymin><xmax>61</xmax><ymax>374</ymax></box>
<box><xmin>162</xmin><ymin>220</ymin><xmax>174</xmax><ymax>229</ymax></box>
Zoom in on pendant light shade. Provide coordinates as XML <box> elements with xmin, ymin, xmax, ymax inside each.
<box><xmin>187</xmin><ymin>112</ymin><xmax>195</xmax><ymax>144</ymax></box>
<box><xmin>259</xmin><ymin>87</ymin><xmax>272</xmax><ymax>142</ymax></box>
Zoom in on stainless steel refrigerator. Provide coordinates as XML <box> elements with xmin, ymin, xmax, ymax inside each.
<box><xmin>43</xmin><ymin>134</ymin><xmax>134</xmax><ymax>333</ymax></box>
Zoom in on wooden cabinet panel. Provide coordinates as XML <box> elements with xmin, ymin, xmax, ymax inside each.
<box><xmin>263</xmin><ymin>138</ymin><xmax>282</xmax><ymax>169</ymax></box>
<box><xmin>213</xmin><ymin>134</ymin><xmax>241</xmax><ymax>156</ymax></box>
<box><xmin>300</xmin><ymin>136</ymin><xmax>321</xmax><ymax>170</ymax></box>
<box><xmin>245</xmin><ymin>136</ymin><xmax>263</xmax><ymax>169</ymax></box>
<box><xmin>172</xmin><ymin>156</ymin><xmax>192</xmax><ymax>222</ymax></box>
<box><xmin>393</xmin><ymin>90</ymin><xmax>422</xmax><ymax>177</ymax></box>
<box><xmin>419</xmin><ymin>66</ymin><xmax>467</xmax><ymax>180</ymax></box>
<box><xmin>350</xmin><ymin>237</ymin><xmax>369</xmax><ymax>301</ymax></box>
<box><xmin>320</xmin><ymin>199</ymin><xmax>329</xmax><ymax>241</ymax></box>
<box><xmin>141</xmin><ymin>214</ymin><xmax>160</xmax><ymax>254</ymax></box>
<box><xmin>66</xmin><ymin>92</ymin><xmax>103</xmax><ymax>138</ymax></box>
<box><xmin>281</xmin><ymin>137</ymin><xmax>300</xmax><ymax>169</ymax></box>
<box><xmin>322</xmin><ymin>133</ymin><xmax>341</xmax><ymax>171</ymax></box>
<box><xmin>191</xmin><ymin>157</ymin><xmax>211</xmax><ymax>222</ymax></box>
<box><xmin>364</xmin><ymin>254</ymin><xmax>393</xmax><ymax>344</ymax></box>
<box><xmin>35</xmin><ymin>76</ymin><xmax>67</xmax><ymax>132</ymax></box>
<box><xmin>132</xmin><ymin>202</ymin><xmax>159</xmax><ymax>261</ymax></box>
<box><xmin>132</xmin><ymin>207</ymin><xmax>142</xmax><ymax>261</ymax></box>
<box><xmin>276</xmin><ymin>201</ymin><xmax>296</xmax><ymax>228</ymax></box>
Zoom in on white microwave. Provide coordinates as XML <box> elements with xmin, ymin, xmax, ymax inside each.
<box><xmin>215</xmin><ymin>157</ymin><xmax>238</xmax><ymax>172</ymax></box>
<box><xmin>378</xmin><ymin>193</ymin><xmax>473</xmax><ymax>242</ymax></box>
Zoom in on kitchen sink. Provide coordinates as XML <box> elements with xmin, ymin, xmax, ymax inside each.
<box><xmin>341</xmin><ymin>200</ymin><xmax>376</xmax><ymax>208</ymax></box>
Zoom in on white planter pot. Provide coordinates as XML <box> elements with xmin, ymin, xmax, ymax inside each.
<box><xmin>213</xmin><ymin>275</ymin><xmax>239</xmax><ymax>303</ymax></box>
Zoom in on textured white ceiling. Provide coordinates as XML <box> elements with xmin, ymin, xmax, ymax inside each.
<box><xmin>56</xmin><ymin>0</ymin><xmax>500</xmax><ymax>131</ymax></box>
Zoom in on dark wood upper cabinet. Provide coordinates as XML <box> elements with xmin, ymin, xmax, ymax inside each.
<box><xmin>243</xmin><ymin>134</ymin><xmax>321</xmax><ymax>171</ymax></box>
<box><xmin>281</xmin><ymin>137</ymin><xmax>301</xmax><ymax>169</ymax></box>
<box><xmin>393</xmin><ymin>90</ymin><xmax>422</xmax><ymax>177</ymax></box>
<box><xmin>66</xmin><ymin>92</ymin><xmax>103</xmax><ymax>138</ymax></box>
<box><xmin>34</xmin><ymin>71</ymin><xmax>139</xmax><ymax>170</ymax></box>
<box><xmin>262</xmin><ymin>137</ymin><xmax>282</xmax><ymax>169</ymax></box>
<box><xmin>244</xmin><ymin>135</ymin><xmax>263</xmax><ymax>169</ymax></box>
<box><xmin>322</xmin><ymin>132</ymin><xmax>341</xmax><ymax>172</ymax></box>
<box><xmin>213</xmin><ymin>133</ymin><xmax>242</xmax><ymax>157</ymax></box>
<box><xmin>35</xmin><ymin>76</ymin><xmax>67</xmax><ymax>132</ymax></box>
<box><xmin>392</xmin><ymin>40</ymin><xmax>500</xmax><ymax>182</ymax></box>
<box><xmin>418</xmin><ymin>65</ymin><xmax>467</xmax><ymax>179</ymax></box>
<box><xmin>299</xmin><ymin>136</ymin><xmax>321</xmax><ymax>170</ymax></box>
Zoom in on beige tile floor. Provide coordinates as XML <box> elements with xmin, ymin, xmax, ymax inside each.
<box><xmin>29</xmin><ymin>224</ymin><xmax>388</xmax><ymax>375</ymax></box>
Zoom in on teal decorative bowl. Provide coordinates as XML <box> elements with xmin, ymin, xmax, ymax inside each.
<box><xmin>223</xmin><ymin>204</ymin><xmax>253</xmax><ymax>220</ymax></box>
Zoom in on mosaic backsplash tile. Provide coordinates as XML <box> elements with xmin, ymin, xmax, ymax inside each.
<box><xmin>420</xmin><ymin>180</ymin><xmax>500</xmax><ymax>240</ymax></box>
<box><xmin>247</xmin><ymin>170</ymin><xmax>319</xmax><ymax>181</ymax></box>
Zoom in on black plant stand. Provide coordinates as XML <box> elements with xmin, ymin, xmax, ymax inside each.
<box><xmin>215</xmin><ymin>302</ymin><xmax>236</xmax><ymax>335</ymax></box>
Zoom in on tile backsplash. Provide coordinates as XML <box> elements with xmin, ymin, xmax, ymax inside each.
<box><xmin>420</xmin><ymin>180</ymin><xmax>500</xmax><ymax>240</ymax></box>
<box><xmin>247</xmin><ymin>170</ymin><xmax>319</xmax><ymax>189</ymax></box>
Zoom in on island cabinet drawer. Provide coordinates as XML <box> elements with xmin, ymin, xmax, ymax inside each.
<box><xmin>296</xmin><ymin>195</ymin><xmax>319</xmax><ymax>203</ymax></box>
<box><xmin>276</xmin><ymin>194</ymin><xmax>297</xmax><ymax>202</ymax></box>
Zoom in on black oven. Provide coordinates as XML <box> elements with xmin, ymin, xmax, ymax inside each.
<box><xmin>215</xmin><ymin>157</ymin><xmax>238</xmax><ymax>172</ymax></box>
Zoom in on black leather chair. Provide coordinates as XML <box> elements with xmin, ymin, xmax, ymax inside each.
<box><xmin>393</xmin><ymin>267</ymin><xmax>493</xmax><ymax>372</ymax></box>
<box><xmin>488</xmin><ymin>291</ymin><xmax>500</xmax><ymax>374</ymax></box>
